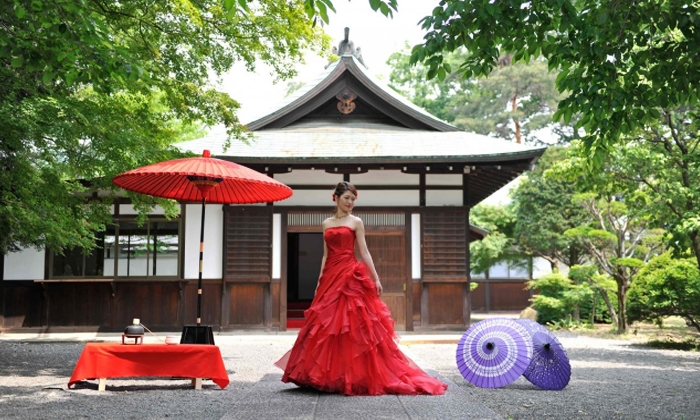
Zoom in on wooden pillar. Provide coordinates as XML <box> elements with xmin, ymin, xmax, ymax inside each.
<box><xmin>485</xmin><ymin>273</ymin><xmax>491</xmax><ymax>313</ymax></box>
<box><xmin>280</xmin><ymin>211</ymin><xmax>288</xmax><ymax>331</ymax></box>
<box><xmin>0</xmin><ymin>254</ymin><xmax>4</xmax><ymax>329</ymax></box>
<box><xmin>463</xmin><ymin>173</ymin><xmax>472</xmax><ymax>326</ymax></box>
<box><xmin>419</xmin><ymin>173</ymin><xmax>426</xmax><ymax>207</ymax></box>
<box><xmin>220</xmin><ymin>205</ymin><xmax>230</xmax><ymax>328</ymax></box>
<box><xmin>420</xmin><ymin>283</ymin><xmax>429</xmax><ymax>327</ymax></box>
<box><xmin>405</xmin><ymin>210</ymin><xmax>413</xmax><ymax>331</ymax></box>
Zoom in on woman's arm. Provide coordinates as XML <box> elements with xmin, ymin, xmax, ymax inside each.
<box><xmin>315</xmin><ymin>226</ymin><xmax>329</xmax><ymax>296</ymax></box>
<box><xmin>354</xmin><ymin>219</ymin><xmax>383</xmax><ymax>295</ymax></box>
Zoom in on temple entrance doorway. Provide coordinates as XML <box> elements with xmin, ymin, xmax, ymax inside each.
<box><xmin>286</xmin><ymin>233</ymin><xmax>323</xmax><ymax>328</ymax></box>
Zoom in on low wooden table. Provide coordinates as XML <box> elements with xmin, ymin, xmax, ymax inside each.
<box><xmin>68</xmin><ymin>342</ymin><xmax>229</xmax><ymax>391</ymax></box>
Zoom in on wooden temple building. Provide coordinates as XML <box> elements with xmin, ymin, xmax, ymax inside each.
<box><xmin>0</xmin><ymin>30</ymin><xmax>546</xmax><ymax>332</ymax></box>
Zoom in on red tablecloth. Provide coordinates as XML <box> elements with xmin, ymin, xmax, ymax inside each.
<box><xmin>68</xmin><ymin>343</ymin><xmax>229</xmax><ymax>389</ymax></box>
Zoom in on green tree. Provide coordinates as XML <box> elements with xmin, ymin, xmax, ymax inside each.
<box><xmin>469</xmin><ymin>204</ymin><xmax>525</xmax><ymax>276</ymax></box>
<box><xmin>1</xmin><ymin>0</ymin><xmax>329</xmax><ymax>254</ymax></box>
<box><xmin>526</xmin><ymin>272</ymin><xmax>591</xmax><ymax>326</ymax></box>
<box><xmin>411</xmin><ymin>0</ymin><xmax>700</xmax><ymax>161</ymax></box>
<box><xmin>564</xmin><ymin>191</ymin><xmax>666</xmax><ymax>333</ymax></box>
<box><xmin>511</xmin><ymin>147</ymin><xmax>589</xmax><ymax>270</ymax></box>
<box><xmin>627</xmin><ymin>253</ymin><xmax>700</xmax><ymax>332</ymax></box>
<box><xmin>388</xmin><ymin>47</ymin><xmax>567</xmax><ymax>144</ymax></box>
<box><xmin>604</xmin><ymin>107</ymin><xmax>700</xmax><ymax>271</ymax></box>
<box><xmin>568</xmin><ymin>264</ymin><xmax>617</xmax><ymax>325</ymax></box>
<box><xmin>302</xmin><ymin>0</ymin><xmax>397</xmax><ymax>25</ymax></box>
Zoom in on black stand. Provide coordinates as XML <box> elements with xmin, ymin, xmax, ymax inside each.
<box><xmin>180</xmin><ymin>325</ymin><xmax>215</xmax><ymax>344</ymax></box>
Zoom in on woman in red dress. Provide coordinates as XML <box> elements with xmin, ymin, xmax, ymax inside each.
<box><xmin>275</xmin><ymin>181</ymin><xmax>447</xmax><ymax>396</ymax></box>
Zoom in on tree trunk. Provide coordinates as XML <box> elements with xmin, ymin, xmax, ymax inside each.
<box><xmin>599</xmin><ymin>288</ymin><xmax>618</xmax><ymax>327</ymax></box>
<box><xmin>590</xmin><ymin>293</ymin><xmax>597</xmax><ymax>325</ymax></box>
<box><xmin>684</xmin><ymin>315</ymin><xmax>700</xmax><ymax>333</ymax></box>
<box><xmin>511</xmin><ymin>93</ymin><xmax>521</xmax><ymax>144</ymax></box>
<box><xmin>617</xmin><ymin>284</ymin><xmax>627</xmax><ymax>334</ymax></box>
<box><xmin>691</xmin><ymin>231</ymin><xmax>700</xmax><ymax>273</ymax></box>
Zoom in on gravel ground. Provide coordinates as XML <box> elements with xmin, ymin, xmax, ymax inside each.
<box><xmin>404</xmin><ymin>333</ymin><xmax>700</xmax><ymax>420</ymax></box>
<box><xmin>0</xmin><ymin>333</ymin><xmax>698</xmax><ymax>420</ymax></box>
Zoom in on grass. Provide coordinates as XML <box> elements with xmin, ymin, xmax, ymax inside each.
<box><xmin>569</xmin><ymin>316</ymin><xmax>700</xmax><ymax>351</ymax></box>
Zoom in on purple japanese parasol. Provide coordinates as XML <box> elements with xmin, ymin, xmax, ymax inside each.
<box><xmin>455</xmin><ymin>318</ymin><xmax>533</xmax><ymax>388</ymax></box>
<box><xmin>515</xmin><ymin>319</ymin><xmax>571</xmax><ymax>390</ymax></box>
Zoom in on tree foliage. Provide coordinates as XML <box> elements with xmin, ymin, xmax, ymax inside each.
<box><xmin>411</xmin><ymin>0</ymin><xmax>700</xmax><ymax>162</ymax></box>
<box><xmin>1</xmin><ymin>0</ymin><xmax>329</xmax><ymax>254</ymax></box>
<box><xmin>388</xmin><ymin>47</ymin><xmax>567</xmax><ymax>144</ymax></box>
<box><xmin>303</xmin><ymin>0</ymin><xmax>397</xmax><ymax>25</ymax></box>
<box><xmin>469</xmin><ymin>204</ymin><xmax>524</xmax><ymax>276</ymax></box>
<box><xmin>601</xmin><ymin>107</ymin><xmax>700</xmax><ymax>269</ymax></box>
<box><xmin>568</xmin><ymin>264</ymin><xmax>618</xmax><ymax>325</ymax></box>
<box><xmin>627</xmin><ymin>253</ymin><xmax>700</xmax><ymax>332</ymax></box>
<box><xmin>562</xmin><ymin>188</ymin><xmax>666</xmax><ymax>333</ymax></box>
<box><xmin>511</xmin><ymin>147</ymin><xmax>589</xmax><ymax>269</ymax></box>
<box><xmin>526</xmin><ymin>272</ymin><xmax>591</xmax><ymax>325</ymax></box>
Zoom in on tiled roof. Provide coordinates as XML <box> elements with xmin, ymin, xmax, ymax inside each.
<box><xmin>177</xmin><ymin>121</ymin><xmax>545</xmax><ymax>162</ymax></box>
<box><xmin>245</xmin><ymin>56</ymin><xmax>458</xmax><ymax>132</ymax></box>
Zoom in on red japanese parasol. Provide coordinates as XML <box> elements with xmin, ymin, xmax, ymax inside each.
<box><xmin>113</xmin><ymin>150</ymin><xmax>292</xmax><ymax>341</ymax></box>
<box><xmin>113</xmin><ymin>150</ymin><xmax>292</xmax><ymax>204</ymax></box>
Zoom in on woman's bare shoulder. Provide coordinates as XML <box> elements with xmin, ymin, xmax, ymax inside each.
<box><xmin>349</xmin><ymin>215</ymin><xmax>365</xmax><ymax>230</ymax></box>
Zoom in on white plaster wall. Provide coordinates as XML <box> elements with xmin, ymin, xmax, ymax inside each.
<box><xmin>426</xmin><ymin>190</ymin><xmax>463</xmax><ymax>206</ymax></box>
<box><xmin>275</xmin><ymin>189</ymin><xmax>337</xmax><ymax>207</ymax></box>
<box><xmin>426</xmin><ymin>174</ymin><xmax>463</xmax><ymax>186</ymax></box>
<box><xmin>3</xmin><ymin>248</ymin><xmax>45</xmax><ymax>281</ymax></box>
<box><xmin>119</xmin><ymin>204</ymin><xmax>173</xmax><ymax>215</ymax></box>
<box><xmin>184</xmin><ymin>204</ymin><xmax>223</xmax><ymax>279</ymax></box>
<box><xmin>354</xmin><ymin>190</ymin><xmax>419</xmax><ymax>207</ymax></box>
<box><xmin>351</xmin><ymin>170</ymin><xmax>418</xmax><ymax>185</ymax></box>
<box><xmin>411</xmin><ymin>213</ymin><xmax>421</xmax><ymax>279</ymax></box>
<box><xmin>274</xmin><ymin>170</ymin><xmax>343</xmax><ymax>185</ymax></box>
<box><xmin>276</xmin><ymin>188</ymin><xmax>419</xmax><ymax>207</ymax></box>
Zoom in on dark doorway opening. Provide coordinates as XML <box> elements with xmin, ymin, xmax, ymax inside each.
<box><xmin>287</xmin><ymin>233</ymin><xmax>323</xmax><ymax>328</ymax></box>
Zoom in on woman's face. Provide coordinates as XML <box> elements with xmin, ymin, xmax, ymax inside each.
<box><xmin>337</xmin><ymin>191</ymin><xmax>356</xmax><ymax>213</ymax></box>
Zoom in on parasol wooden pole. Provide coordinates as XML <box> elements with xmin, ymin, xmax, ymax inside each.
<box><xmin>197</xmin><ymin>196</ymin><xmax>206</xmax><ymax>325</ymax></box>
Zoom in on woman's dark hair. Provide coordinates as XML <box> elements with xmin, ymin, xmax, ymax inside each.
<box><xmin>333</xmin><ymin>181</ymin><xmax>357</xmax><ymax>199</ymax></box>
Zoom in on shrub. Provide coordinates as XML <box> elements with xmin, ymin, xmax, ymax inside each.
<box><xmin>627</xmin><ymin>253</ymin><xmax>700</xmax><ymax>332</ymax></box>
<box><xmin>527</xmin><ymin>273</ymin><xmax>574</xmax><ymax>324</ymax></box>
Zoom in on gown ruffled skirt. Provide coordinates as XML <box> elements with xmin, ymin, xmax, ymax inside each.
<box><xmin>275</xmin><ymin>226</ymin><xmax>447</xmax><ymax>396</ymax></box>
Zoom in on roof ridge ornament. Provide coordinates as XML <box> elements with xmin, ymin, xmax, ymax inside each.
<box><xmin>327</xmin><ymin>27</ymin><xmax>368</xmax><ymax>69</ymax></box>
<box><xmin>336</xmin><ymin>87</ymin><xmax>357</xmax><ymax>114</ymax></box>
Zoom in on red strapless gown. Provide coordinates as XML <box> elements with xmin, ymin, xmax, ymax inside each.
<box><xmin>275</xmin><ymin>226</ymin><xmax>447</xmax><ymax>396</ymax></box>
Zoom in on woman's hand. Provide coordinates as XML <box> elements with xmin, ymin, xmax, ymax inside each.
<box><xmin>375</xmin><ymin>280</ymin><xmax>383</xmax><ymax>296</ymax></box>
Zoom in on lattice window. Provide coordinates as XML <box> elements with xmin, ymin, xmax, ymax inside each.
<box><xmin>422</xmin><ymin>209</ymin><xmax>467</xmax><ymax>280</ymax></box>
<box><xmin>224</xmin><ymin>207</ymin><xmax>272</xmax><ymax>281</ymax></box>
<box><xmin>287</xmin><ymin>212</ymin><xmax>405</xmax><ymax>226</ymax></box>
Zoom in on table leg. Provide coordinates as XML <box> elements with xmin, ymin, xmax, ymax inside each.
<box><xmin>98</xmin><ymin>378</ymin><xmax>106</xmax><ymax>391</ymax></box>
<box><xmin>191</xmin><ymin>378</ymin><xmax>202</xmax><ymax>390</ymax></box>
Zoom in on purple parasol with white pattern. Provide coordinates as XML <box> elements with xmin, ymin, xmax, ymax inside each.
<box><xmin>456</xmin><ymin>318</ymin><xmax>533</xmax><ymax>388</ymax></box>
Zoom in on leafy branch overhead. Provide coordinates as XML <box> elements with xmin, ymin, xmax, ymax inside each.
<box><xmin>301</xmin><ymin>0</ymin><xmax>397</xmax><ymax>25</ymax></box>
<box><xmin>410</xmin><ymin>0</ymin><xmax>700</xmax><ymax>163</ymax></box>
<box><xmin>0</xmin><ymin>0</ymin><xmax>328</xmax><ymax>254</ymax></box>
